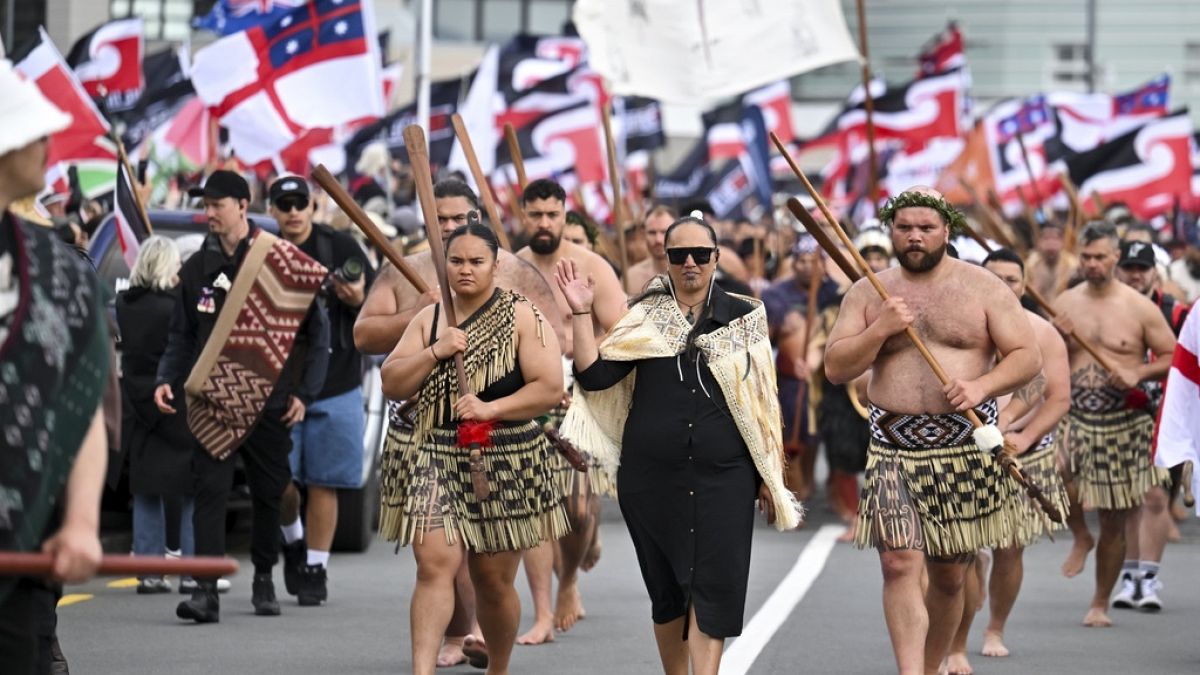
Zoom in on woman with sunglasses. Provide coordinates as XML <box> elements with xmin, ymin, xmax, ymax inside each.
<box><xmin>555</xmin><ymin>214</ymin><xmax>801</xmax><ymax>675</ymax></box>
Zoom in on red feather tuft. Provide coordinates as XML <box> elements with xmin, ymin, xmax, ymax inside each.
<box><xmin>458</xmin><ymin>420</ymin><xmax>496</xmax><ymax>448</ymax></box>
<box><xmin>1125</xmin><ymin>388</ymin><xmax>1149</xmax><ymax>410</ymax></box>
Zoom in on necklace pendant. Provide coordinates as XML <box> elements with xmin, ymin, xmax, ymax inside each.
<box><xmin>685</xmin><ymin>309</ymin><xmax>696</xmax><ymax>324</ymax></box>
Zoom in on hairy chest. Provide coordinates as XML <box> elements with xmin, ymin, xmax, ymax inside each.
<box><xmin>869</xmin><ymin>282</ymin><xmax>989</xmax><ymax>353</ymax></box>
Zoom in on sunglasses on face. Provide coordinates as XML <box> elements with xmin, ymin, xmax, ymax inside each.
<box><xmin>275</xmin><ymin>196</ymin><xmax>310</xmax><ymax>212</ymax></box>
<box><xmin>666</xmin><ymin>247</ymin><xmax>717</xmax><ymax>265</ymax></box>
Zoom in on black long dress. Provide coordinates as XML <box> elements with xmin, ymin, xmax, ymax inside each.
<box><xmin>574</xmin><ymin>288</ymin><xmax>759</xmax><ymax>639</ymax></box>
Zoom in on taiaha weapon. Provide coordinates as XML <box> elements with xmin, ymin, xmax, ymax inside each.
<box><xmin>503</xmin><ymin>122</ymin><xmax>529</xmax><ymax>189</ymax></box>
<box><xmin>772</xmin><ymin>132</ymin><xmax>1065</xmax><ymax>524</ymax></box>
<box><xmin>601</xmin><ymin>105</ymin><xmax>632</xmax><ymax>287</ymax></box>
<box><xmin>958</xmin><ymin>179</ymin><xmax>1020</xmax><ymax>253</ymax></box>
<box><xmin>853</xmin><ymin>0</ymin><xmax>880</xmax><ymax>213</ymax></box>
<box><xmin>405</xmin><ymin>124</ymin><xmax>492</xmax><ymax>501</ymax></box>
<box><xmin>450</xmin><ymin>113</ymin><xmax>512</xmax><ymax>251</ymax></box>
<box><xmin>0</xmin><ymin>553</ymin><xmax>238</xmax><ymax>578</ymax></box>
<box><xmin>1060</xmin><ymin>176</ymin><xmax>1083</xmax><ymax>253</ymax></box>
<box><xmin>957</xmin><ymin>220</ymin><xmax>1119</xmax><ymax>374</ymax></box>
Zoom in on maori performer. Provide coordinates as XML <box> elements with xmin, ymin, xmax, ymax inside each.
<box><xmin>945</xmin><ymin>247</ymin><xmax>1072</xmax><ymax>673</ymax></box>
<box><xmin>358</xmin><ymin>180</ymin><xmax>560</xmax><ymax>668</ymax></box>
<box><xmin>824</xmin><ymin>187</ymin><xmax>1040</xmax><ymax>675</ymax></box>
<box><xmin>557</xmin><ymin>212</ymin><xmax>800</xmax><ymax>674</ymax></box>
<box><xmin>0</xmin><ymin>63</ymin><xmax>111</xmax><ymax>673</ymax></box>
<box><xmin>514</xmin><ymin>178</ymin><xmax>627</xmax><ymax>643</ymax></box>
<box><xmin>1112</xmin><ymin>239</ymin><xmax>1188</xmax><ymax>612</ymax></box>
<box><xmin>1051</xmin><ymin>223</ymin><xmax>1175</xmax><ymax>628</ymax></box>
<box><xmin>1024</xmin><ymin>222</ymin><xmax>1078</xmax><ymax>302</ymax></box>
<box><xmin>379</xmin><ymin>222</ymin><xmax>568</xmax><ymax>675</ymax></box>
<box><xmin>155</xmin><ymin>170</ymin><xmax>330</xmax><ymax>622</ymax></box>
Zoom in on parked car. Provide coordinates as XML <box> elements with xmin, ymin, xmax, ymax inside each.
<box><xmin>90</xmin><ymin>209</ymin><xmax>385</xmax><ymax>552</ymax></box>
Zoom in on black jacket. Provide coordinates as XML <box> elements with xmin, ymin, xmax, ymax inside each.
<box><xmin>155</xmin><ymin>224</ymin><xmax>329</xmax><ymax>409</ymax></box>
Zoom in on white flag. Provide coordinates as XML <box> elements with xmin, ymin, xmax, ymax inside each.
<box><xmin>573</xmin><ymin>0</ymin><xmax>860</xmax><ymax>103</ymax></box>
<box><xmin>1155</xmin><ymin>309</ymin><xmax>1200</xmax><ymax>513</ymax></box>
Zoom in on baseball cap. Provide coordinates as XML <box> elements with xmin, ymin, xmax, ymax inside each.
<box><xmin>268</xmin><ymin>175</ymin><xmax>310</xmax><ymax>204</ymax></box>
<box><xmin>188</xmin><ymin>170</ymin><xmax>251</xmax><ymax>201</ymax></box>
<box><xmin>1118</xmin><ymin>240</ymin><xmax>1155</xmax><ymax>269</ymax></box>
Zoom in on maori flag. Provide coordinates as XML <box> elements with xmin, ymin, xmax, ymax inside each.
<box><xmin>114</xmin><ymin>161</ymin><xmax>150</xmax><ymax>269</ymax></box>
<box><xmin>917</xmin><ymin>22</ymin><xmax>965</xmax><ymax>76</ymax></box>
<box><xmin>66</xmin><ymin>17</ymin><xmax>145</xmax><ymax>109</ymax></box>
<box><xmin>1065</xmin><ymin>110</ymin><xmax>1194</xmax><ymax>220</ymax></box>
<box><xmin>494</xmin><ymin>69</ymin><xmax>607</xmax><ymax>185</ymax></box>
<box><xmin>113</xmin><ymin>47</ymin><xmax>194</xmax><ymax>150</ymax></box>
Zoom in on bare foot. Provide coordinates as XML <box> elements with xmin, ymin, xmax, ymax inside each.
<box><xmin>516</xmin><ymin>621</ymin><xmax>555</xmax><ymax>645</ymax></box>
<box><xmin>975</xmin><ymin>550</ymin><xmax>991</xmax><ymax>611</ymax></box>
<box><xmin>1061</xmin><ymin>534</ymin><xmax>1094</xmax><ymax>578</ymax></box>
<box><xmin>462</xmin><ymin>635</ymin><xmax>488</xmax><ymax>669</ymax></box>
<box><xmin>945</xmin><ymin>651</ymin><xmax>973</xmax><ymax>675</ymax></box>
<box><xmin>836</xmin><ymin>520</ymin><xmax>858</xmax><ymax>543</ymax></box>
<box><xmin>554</xmin><ymin>584</ymin><xmax>586</xmax><ymax>632</ymax></box>
<box><xmin>981</xmin><ymin>630</ymin><xmax>1009</xmax><ymax>657</ymax></box>
<box><xmin>437</xmin><ymin>639</ymin><xmax>467</xmax><ymax>667</ymax></box>
<box><xmin>580</xmin><ymin>533</ymin><xmax>602</xmax><ymax>572</ymax></box>
<box><xmin>1083</xmin><ymin>606</ymin><xmax>1113</xmax><ymax>627</ymax></box>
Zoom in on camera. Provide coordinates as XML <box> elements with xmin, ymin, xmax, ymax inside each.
<box><xmin>323</xmin><ymin>257</ymin><xmax>365</xmax><ymax>298</ymax></box>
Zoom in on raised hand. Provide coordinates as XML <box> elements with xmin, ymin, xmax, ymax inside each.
<box><xmin>553</xmin><ymin>258</ymin><xmax>594</xmax><ymax>314</ymax></box>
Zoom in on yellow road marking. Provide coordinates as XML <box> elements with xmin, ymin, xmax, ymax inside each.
<box><xmin>107</xmin><ymin>577</ymin><xmax>140</xmax><ymax>589</ymax></box>
<box><xmin>57</xmin><ymin>594</ymin><xmax>94</xmax><ymax>607</ymax></box>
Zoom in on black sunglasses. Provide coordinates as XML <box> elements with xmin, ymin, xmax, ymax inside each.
<box><xmin>275</xmin><ymin>196</ymin><xmax>310</xmax><ymax>212</ymax></box>
<box><xmin>666</xmin><ymin>246</ymin><xmax>717</xmax><ymax>265</ymax></box>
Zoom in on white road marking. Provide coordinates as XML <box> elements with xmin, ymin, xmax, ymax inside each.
<box><xmin>720</xmin><ymin>524</ymin><xmax>846</xmax><ymax>674</ymax></box>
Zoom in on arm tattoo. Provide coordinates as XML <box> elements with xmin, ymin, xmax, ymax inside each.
<box><xmin>1013</xmin><ymin>372</ymin><xmax>1047</xmax><ymax>406</ymax></box>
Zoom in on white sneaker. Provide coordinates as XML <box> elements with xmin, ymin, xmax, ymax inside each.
<box><xmin>1137</xmin><ymin>577</ymin><xmax>1163</xmax><ymax>612</ymax></box>
<box><xmin>179</xmin><ymin>578</ymin><xmax>233</xmax><ymax>594</ymax></box>
<box><xmin>1111</xmin><ymin>573</ymin><xmax>1140</xmax><ymax>609</ymax></box>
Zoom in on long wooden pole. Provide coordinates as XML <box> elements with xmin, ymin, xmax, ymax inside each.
<box><xmin>503</xmin><ymin>123</ymin><xmax>528</xmax><ymax>189</ymax></box>
<box><xmin>601</xmin><ymin>105</ymin><xmax>631</xmax><ymax>285</ymax></box>
<box><xmin>786</xmin><ymin>198</ymin><xmax>857</xmax><ymax>281</ymax></box>
<box><xmin>959</xmin><ymin>180</ymin><xmax>1020</xmax><ymax>253</ymax></box>
<box><xmin>113</xmin><ymin>134</ymin><xmax>152</xmax><ymax>234</ymax></box>
<box><xmin>312</xmin><ymin>165</ymin><xmax>429</xmax><ymax>293</ymax></box>
<box><xmin>1060</xmin><ymin>177</ymin><xmax>1083</xmax><ymax>254</ymax></box>
<box><xmin>771</xmin><ymin>131</ymin><xmax>1064</xmax><ymax>523</ymax></box>
<box><xmin>958</xmin><ymin>219</ymin><xmax>1118</xmax><ymax>373</ymax></box>
<box><xmin>450</xmin><ymin>113</ymin><xmax>511</xmax><ymax>250</ymax></box>
<box><xmin>0</xmin><ymin>553</ymin><xmax>238</xmax><ymax>578</ymax></box>
<box><xmin>1014</xmin><ymin>133</ymin><xmax>1045</xmax><ymax>226</ymax></box>
<box><xmin>854</xmin><ymin>0</ymin><xmax>880</xmax><ymax>213</ymax></box>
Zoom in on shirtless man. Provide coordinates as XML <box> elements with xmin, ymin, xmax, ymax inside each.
<box><xmin>1024</xmin><ymin>223</ymin><xmax>1079</xmax><ymax>302</ymax></box>
<box><xmin>824</xmin><ymin>187</ymin><xmax>1041</xmax><ymax>675</ymax></box>
<box><xmin>1051</xmin><ymin>222</ymin><xmax>1175</xmax><ymax>628</ymax></box>
<box><xmin>944</xmin><ymin>248</ymin><xmax>1072</xmax><ymax>674</ymax></box>
<box><xmin>355</xmin><ymin>179</ymin><xmax>562</xmax><ymax>669</ymax></box>
<box><xmin>624</xmin><ymin>205</ymin><xmax>676</xmax><ymax>294</ymax></box>
<box><xmin>515</xmin><ymin>178</ymin><xmax>627</xmax><ymax>644</ymax></box>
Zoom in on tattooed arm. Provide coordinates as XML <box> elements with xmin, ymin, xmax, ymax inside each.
<box><xmin>998</xmin><ymin>371</ymin><xmax>1046</xmax><ymax>431</ymax></box>
<box><xmin>1004</xmin><ymin>325</ymin><xmax>1071</xmax><ymax>453</ymax></box>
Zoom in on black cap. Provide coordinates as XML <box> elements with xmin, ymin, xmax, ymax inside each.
<box><xmin>1118</xmin><ymin>240</ymin><xmax>1156</xmax><ymax>269</ymax></box>
<box><xmin>188</xmin><ymin>170</ymin><xmax>250</xmax><ymax>201</ymax></box>
<box><xmin>268</xmin><ymin>175</ymin><xmax>310</xmax><ymax>204</ymax></box>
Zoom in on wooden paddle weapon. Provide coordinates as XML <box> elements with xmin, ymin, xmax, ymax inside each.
<box><xmin>405</xmin><ymin>124</ymin><xmax>491</xmax><ymax>501</ymax></box>
<box><xmin>450</xmin><ymin>113</ymin><xmax>512</xmax><ymax>250</ymax></box>
<box><xmin>0</xmin><ymin>553</ymin><xmax>238</xmax><ymax>578</ymax></box>
<box><xmin>771</xmin><ymin>132</ymin><xmax>1064</xmax><ymax>524</ymax></box>
<box><xmin>503</xmin><ymin>122</ymin><xmax>528</xmax><ymax>189</ymax></box>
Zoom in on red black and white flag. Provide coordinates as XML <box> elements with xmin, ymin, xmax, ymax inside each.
<box><xmin>917</xmin><ymin>22</ymin><xmax>964</xmax><ymax>76</ymax></box>
<box><xmin>115</xmin><ymin>160</ymin><xmax>151</xmax><ymax>268</ymax></box>
<box><xmin>66</xmin><ymin>17</ymin><xmax>145</xmax><ymax>109</ymax></box>
<box><xmin>494</xmin><ymin>69</ymin><xmax>607</xmax><ymax>186</ymax></box>
<box><xmin>1065</xmin><ymin>109</ymin><xmax>1194</xmax><ymax>220</ymax></box>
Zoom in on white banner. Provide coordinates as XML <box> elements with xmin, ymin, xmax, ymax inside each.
<box><xmin>573</xmin><ymin>0</ymin><xmax>860</xmax><ymax>103</ymax></box>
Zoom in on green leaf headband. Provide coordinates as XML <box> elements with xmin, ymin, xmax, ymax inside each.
<box><xmin>878</xmin><ymin>191</ymin><xmax>966</xmax><ymax>234</ymax></box>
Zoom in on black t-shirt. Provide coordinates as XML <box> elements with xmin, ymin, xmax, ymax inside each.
<box><xmin>298</xmin><ymin>224</ymin><xmax>377</xmax><ymax>399</ymax></box>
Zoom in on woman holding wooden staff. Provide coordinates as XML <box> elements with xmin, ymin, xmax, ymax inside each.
<box><xmin>380</xmin><ymin>221</ymin><xmax>569</xmax><ymax>675</ymax></box>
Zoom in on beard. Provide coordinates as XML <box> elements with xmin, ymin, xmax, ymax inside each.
<box><xmin>529</xmin><ymin>231</ymin><xmax>561</xmax><ymax>255</ymax></box>
<box><xmin>897</xmin><ymin>243</ymin><xmax>947</xmax><ymax>273</ymax></box>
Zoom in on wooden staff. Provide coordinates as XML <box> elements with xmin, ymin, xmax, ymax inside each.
<box><xmin>958</xmin><ymin>219</ymin><xmax>1119</xmax><ymax>374</ymax></box>
<box><xmin>450</xmin><ymin>113</ymin><xmax>512</xmax><ymax>250</ymax></box>
<box><xmin>786</xmin><ymin>198</ymin><xmax>857</xmax><ymax>282</ymax></box>
<box><xmin>770</xmin><ymin>131</ymin><xmax>1064</xmax><ymax>523</ymax></box>
<box><xmin>504</xmin><ymin>176</ymin><xmax>526</xmax><ymax>230</ymax></box>
<box><xmin>503</xmin><ymin>123</ymin><xmax>528</xmax><ymax>189</ymax></box>
<box><xmin>1060</xmin><ymin>176</ymin><xmax>1082</xmax><ymax>253</ymax></box>
<box><xmin>959</xmin><ymin>180</ymin><xmax>1020</xmax><ymax>253</ymax></box>
<box><xmin>601</xmin><ymin>105</ymin><xmax>631</xmax><ymax>284</ymax></box>
<box><xmin>853</xmin><ymin>0</ymin><xmax>880</xmax><ymax>213</ymax></box>
<box><xmin>0</xmin><ymin>553</ymin><xmax>238</xmax><ymax>578</ymax></box>
<box><xmin>113</xmin><ymin>134</ymin><xmax>152</xmax><ymax>234</ymax></box>
<box><xmin>1090</xmin><ymin>191</ymin><xmax>1106</xmax><ymax>215</ymax></box>
<box><xmin>1014</xmin><ymin>133</ymin><xmax>1045</xmax><ymax>225</ymax></box>
<box><xmin>312</xmin><ymin>165</ymin><xmax>429</xmax><ymax>294</ymax></box>
<box><xmin>404</xmin><ymin>125</ymin><xmax>490</xmax><ymax>500</ymax></box>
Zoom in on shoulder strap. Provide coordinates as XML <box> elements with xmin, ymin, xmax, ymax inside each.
<box><xmin>429</xmin><ymin>303</ymin><xmax>440</xmax><ymax>344</ymax></box>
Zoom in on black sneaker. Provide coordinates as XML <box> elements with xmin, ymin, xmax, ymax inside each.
<box><xmin>282</xmin><ymin>539</ymin><xmax>306</xmax><ymax>596</ymax></box>
<box><xmin>176</xmin><ymin>581</ymin><xmax>220</xmax><ymax>623</ymax></box>
<box><xmin>252</xmin><ymin>573</ymin><xmax>281</xmax><ymax>616</ymax></box>
<box><xmin>297</xmin><ymin>564</ymin><xmax>328</xmax><ymax>607</ymax></box>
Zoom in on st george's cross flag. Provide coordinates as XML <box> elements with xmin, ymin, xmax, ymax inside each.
<box><xmin>190</xmin><ymin>0</ymin><xmax>383</xmax><ymax>164</ymax></box>
<box><xmin>1155</xmin><ymin>308</ymin><xmax>1200</xmax><ymax>513</ymax></box>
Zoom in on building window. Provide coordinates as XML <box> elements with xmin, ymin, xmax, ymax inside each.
<box><xmin>1186</xmin><ymin>42</ymin><xmax>1200</xmax><ymax>86</ymax></box>
<box><xmin>111</xmin><ymin>0</ymin><xmax>199</xmax><ymax>41</ymax></box>
<box><xmin>1050</xmin><ymin>42</ymin><xmax>1089</xmax><ymax>85</ymax></box>
<box><xmin>435</xmin><ymin>0</ymin><xmax>574</xmax><ymax>43</ymax></box>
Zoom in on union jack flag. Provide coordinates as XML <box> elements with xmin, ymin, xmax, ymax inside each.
<box><xmin>194</xmin><ymin>0</ymin><xmax>308</xmax><ymax>36</ymax></box>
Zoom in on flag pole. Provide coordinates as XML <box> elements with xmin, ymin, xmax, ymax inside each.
<box><xmin>414</xmin><ymin>0</ymin><xmax>432</xmax><ymax>142</ymax></box>
<box><xmin>854</xmin><ymin>0</ymin><xmax>880</xmax><ymax>215</ymax></box>
<box><xmin>112</xmin><ymin>132</ymin><xmax>153</xmax><ymax>235</ymax></box>
<box><xmin>601</xmin><ymin>104</ymin><xmax>630</xmax><ymax>287</ymax></box>
<box><xmin>450</xmin><ymin>113</ymin><xmax>512</xmax><ymax>250</ymax></box>
<box><xmin>1014</xmin><ymin>132</ymin><xmax>1045</xmax><ymax>226</ymax></box>
<box><xmin>503</xmin><ymin>123</ymin><xmax>528</xmax><ymax>189</ymax></box>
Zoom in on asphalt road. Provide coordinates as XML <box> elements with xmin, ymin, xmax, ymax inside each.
<box><xmin>59</xmin><ymin>502</ymin><xmax>1200</xmax><ymax>674</ymax></box>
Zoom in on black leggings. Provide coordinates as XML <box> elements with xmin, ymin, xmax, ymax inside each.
<box><xmin>0</xmin><ymin>580</ymin><xmax>59</xmax><ymax>675</ymax></box>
